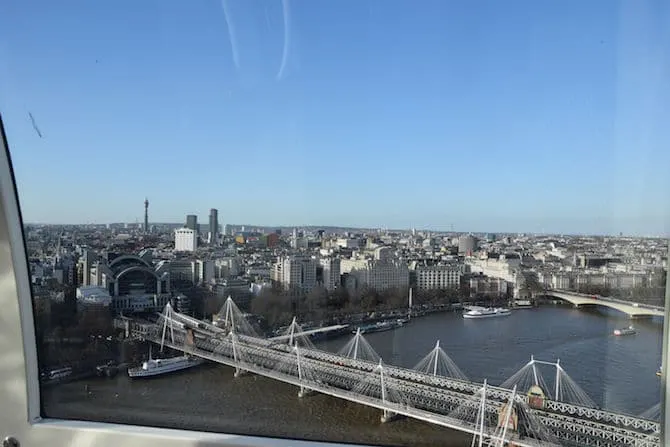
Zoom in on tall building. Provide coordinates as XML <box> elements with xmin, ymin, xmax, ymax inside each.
<box><xmin>174</xmin><ymin>228</ymin><xmax>197</xmax><ymax>252</ymax></box>
<box><xmin>186</xmin><ymin>215</ymin><xmax>198</xmax><ymax>232</ymax></box>
<box><xmin>209</xmin><ymin>208</ymin><xmax>219</xmax><ymax>245</ymax></box>
<box><xmin>143</xmin><ymin>198</ymin><xmax>149</xmax><ymax>234</ymax></box>
<box><xmin>319</xmin><ymin>258</ymin><xmax>341</xmax><ymax>291</ymax></box>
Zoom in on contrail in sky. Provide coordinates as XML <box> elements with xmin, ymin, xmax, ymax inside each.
<box><xmin>277</xmin><ymin>0</ymin><xmax>291</xmax><ymax>80</ymax></box>
<box><xmin>221</xmin><ymin>0</ymin><xmax>240</xmax><ymax>69</ymax></box>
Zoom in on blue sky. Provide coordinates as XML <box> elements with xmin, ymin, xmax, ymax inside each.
<box><xmin>1</xmin><ymin>1</ymin><xmax>669</xmax><ymax>235</ymax></box>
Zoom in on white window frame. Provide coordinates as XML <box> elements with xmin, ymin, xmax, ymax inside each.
<box><xmin>0</xmin><ymin>121</ymin><xmax>374</xmax><ymax>447</ymax></box>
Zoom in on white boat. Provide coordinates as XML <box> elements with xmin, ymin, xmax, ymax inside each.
<box><xmin>128</xmin><ymin>347</ymin><xmax>204</xmax><ymax>378</ymax></box>
<box><xmin>463</xmin><ymin>307</ymin><xmax>511</xmax><ymax>319</ymax></box>
<box><xmin>613</xmin><ymin>326</ymin><xmax>636</xmax><ymax>336</ymax></box>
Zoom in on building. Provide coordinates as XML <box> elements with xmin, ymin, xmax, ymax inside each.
<box><xmin>209</xmin><ymin>208</ymin><xmax>219</xmax><ymax>245</ymax></box>
<box><xmin>467</xmin><ymin>255</ymin><xmax>519</xmax><ymax>284</ymax></box>
<box><xmin>266</xmin><ymin>233</ymin><xmax>280</xmax><ymax>248</ymax></box>
<box><xmin>341</xmin><ymin>258</ymin><xmax>409</xmax><ymax>291</ymax></box>
<box><xmin>272</xmin><ymin>256</ymin><xmax>317</xmax><ymax>292</ymax></box>
<box><xmin>80</xmin><ymin>252</ymin><xmax>171</xmax><ymax>313</ymax></box>
<box><xmin>469</xmin><ymin>276</ymin><xmax>508</xmax><ymax>298</ymax></box>
<box><xmin>374</xmin><ymin>246</ymin><xmax>394</xmax><ymax>262</ymax></box>
<box><xmin>415</xmin><ymin>264</ymin><xmax>461</xmax><ymax>290</ymax></box>
<box><xmin>174</xmin><ymin>228</ymin><xmax>197</xmax><ymax>252</ymax></box>
<box><xmin>319</xmin><ymin>258</ymin><xmax>341</xmax><ymax>291</ymax></box>
<box><xmin>186</xmin><ymin>215</ymin><xmax>198</xmax><ymax>232</ymax></box>
<box><xmin>215</xmin><ymin>257</ymin><xmax>242</xmax><ymax>278</ymax></box>
<box><xmin>76</xmin><ymin>285</ymin><xmax>112</xmax><ymax>307</ymax></box>
<box><xmin>458</xmin><ymin>235</ymin><xmax>478</xmax><ymax>256</ymax></box>
<box><xmin>336</xmin><ymin>238</ymin><xmax>360</xmax><ymax>249</ymax></box>
<box><xmin>215</xmin><ymin>278</ymin><xmax>252</xmax><ymax>308</ymax></box>
<box><xmin>169</xmin><ymin>259</ymin><xmax>214</xmax><ymax>287</ymax></box>
<box><xmin>173</xmin><ymin>294</ymin><xmax>192</xmax><ymax>314</ymax></box>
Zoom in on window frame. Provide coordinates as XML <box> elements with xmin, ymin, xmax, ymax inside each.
<box><xmin>0</xmin><ymin>111</ymin><xmax>669</xmax><ymax>445</ymax></box>
<box><xmin>0</xmin><ymin>115</ymin><xmax>375</xmax><ymax>447</ymax></box>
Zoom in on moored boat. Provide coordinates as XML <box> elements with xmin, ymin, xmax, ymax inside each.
<box><xmin>463</xmin><ymin>307</ymin><xmax>511</xmax><ymax>319</ymax></box>
<box><xmin>128</xmin><ymin>346</ymin><xmax>204</xmax><ymax>378</ymax></box>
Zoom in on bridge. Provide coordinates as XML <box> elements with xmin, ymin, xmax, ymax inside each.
<box><xmin>546</xmin><ymin>290</ymin><xmax>664</xmax><ymax>318</ymax></box>
<box><xmin>129</xmin><ymin>298</ymin><xmax>660</xmax><ymax>447</ymax></box>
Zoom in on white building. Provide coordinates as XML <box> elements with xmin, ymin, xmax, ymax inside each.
<box><xmin>174</xmin><ymin>228</ymin><xmax>197</xmax><ymax>252</ymax></box>
<box><xmin>337</xmin><ymin>238</ymin><xmax>360</xmax><ymax>249</ymax></box>
<box><xmin>341</xmin><ymin>258</ymin><xmax>409</xmax><ymax>291</ymax></box>
<box><xmin>272</xmin><ymin>256</ymin><xmax>317</xmax><ymax>292</ymax></box>
<box><xmin>320</xmin><ymin>258</ymin><xmax>341</xmax><ymax>291</ymax></box>
<box><xmin>415</xmin><ymin>265</ymin><xmax>461</xmax><ymax>290</ymax></box>
<box><xmin>467</xmin><ymin>255</ymin><xmax>519</xmax><ymax>284</ymax></box>
<box><xmin>469</xmin><ymin>276</ymin><xmax>508</xmax><ymax>297</ymax></box>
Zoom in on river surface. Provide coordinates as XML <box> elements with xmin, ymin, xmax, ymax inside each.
<box><xmin>43</xmin><ymin>306</ymin><xmax>664</xmax><ymax>446</ymax></box>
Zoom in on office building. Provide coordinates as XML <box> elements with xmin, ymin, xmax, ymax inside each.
<box><xmin>186</xmin><ymin>215</ymin><xmax>198</xmax><ymax>232</ymax></box>
<box><xmin>319</xmin><ymin>258</ymin><xmax>341</xmax><ymax>291</ymax></box>
<box><xmin>272</xmin><ymin>256</ymin><xmax>317</xmax><ymax>292</ymax></box>
<box><xmin>209</xmin><ymin>208</ymin><xmax>219</xmax><ymax>245</ymax></box>
<box><xmin>175</xmin><ymin>228</ymin><xmax>198</xmax><ymax>252</ymax></box>
<box><xmin>415</xmin><ymin>265</ymin><xmax>461</xmax><ymax>290</ymax></box>
<box><xmin>340</xmin><ymin>258</ymin><xmax>409</xmax><ymax>291</ymax></box>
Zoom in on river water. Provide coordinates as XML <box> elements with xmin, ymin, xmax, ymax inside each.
<box><xmin>43</xmin><ymin>305</ymin><xmax>663</xmax><ymax>446</ymax></box>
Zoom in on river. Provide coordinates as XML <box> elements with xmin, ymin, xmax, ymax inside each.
<box><xmin>42</xmin><ymin>305</ymin><xmax>663</xmax><ymax>446</ymax></box>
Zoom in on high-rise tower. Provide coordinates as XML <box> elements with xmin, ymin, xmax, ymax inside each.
<box><xmin>144</xmin><ymin>198</ymin><xmax>149</xmax><ymax>233</ymax></box>
<box><xmin>208</xmin><ymin>208</ymin><xmax>219</xmax><ymax>244</ymax></box>
<box><xmin>186</xmin><ymin>214</ymin><xmax>198</xmax><ymax>231</ymax></box>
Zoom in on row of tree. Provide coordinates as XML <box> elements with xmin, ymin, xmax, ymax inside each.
<box><xmin>248</xmin><ymin>285</ymin><xmax>484</xmax><ymax>329</ymax></box>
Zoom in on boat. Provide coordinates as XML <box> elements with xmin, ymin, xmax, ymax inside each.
<box><xmin>512</xmin><ymin>300</ymin><xmax>534</xmax><ymax>309</ymax></box>
<box><xmin>613</xmin><ymin>326</ymin><xmax>636</xmax><ymax>336</ymax></box>
<box><xmin>463</xmin><ymin>307</ymin><xmax>511</xmax><ymax>319</ymax></box>
<box><xmin>657</xmin><ymin>367</ymin><xmax>662</xmax><ymax>377</ymax></box>
<box><xmin>128</xmin><ymin>347</ymin><xmax>204</xmax><ymax>378</ymax></box>
<box><xmin>354</xmin><ymin>320</ymin><xmax>403</xmax><ymax>334</ymax></box>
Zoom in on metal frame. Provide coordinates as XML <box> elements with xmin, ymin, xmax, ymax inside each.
<box><xmin>0</xmin><ymin>113</ymin><xmax>375</xmax><ymax>447</ymax></box>
<box><xmin>146</xmin><ymin>308</ymin><xmax>661</xmax><ymax>446</ymax></box>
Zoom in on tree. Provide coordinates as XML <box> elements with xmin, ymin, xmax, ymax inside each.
<box><xmin>305</xmin><ymin>286</ymin><xmax>328</xmax><ymax>320</ymax></box>
<box><xmin>250</xmin><ymin>289</ymin><xmax>293</xmax><ymax>328</ymax></box>
<box><xmin>360</xmin><ymin>287</ymin><xmax>379</xmax><ymax>312</ymax></box>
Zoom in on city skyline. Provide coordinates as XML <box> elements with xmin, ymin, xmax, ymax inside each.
<box><xmin>2</xmin><ymin>1</ymin><xmax>670</xmax><ymax>235</ymax></box>
<box><xmin>21</xmin><ymin>215</ymin><xmax>667</xmax><ymax>239</ymax></box>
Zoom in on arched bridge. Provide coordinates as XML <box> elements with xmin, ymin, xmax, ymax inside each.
<box><xmin>547</xmin><ymin>290</ymin><xmax>664</xmax><ymax>318</ymax></box>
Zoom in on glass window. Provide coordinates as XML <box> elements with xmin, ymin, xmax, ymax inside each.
<box><xmin>1</xmin><ymin>1</ymin><xmax>670</xmax><ymax>447</ymax></box>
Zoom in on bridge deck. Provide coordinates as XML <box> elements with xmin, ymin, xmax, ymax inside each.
<box><xmin>131</xmin><ymin>319</ymin><xmax>660</xmax><ymax>447</ymax></box>
<box><xmin>548</xmin><ymin>291</ymin><xmax>664</xmax><ymax>318</ymax></box>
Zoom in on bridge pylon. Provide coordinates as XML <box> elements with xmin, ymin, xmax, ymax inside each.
<box><xmin>413</xmin><ymin>339</ymin><xmax>467</xmax><ymax>380</ymax></box>
<box><xmin>159</xmin><ymin>302</ymin><xmax>176</xmax><ymax>352</ymax></box>
<box><xmin>230</xmin><ymin>332</ymin><xmax>243</xmax><ymax>377</ymax></box>
<box><xmin>377</xmin><ymin>359</ymin><xmax>394</xmax><ymax>423</ymax></box>
<box><xmin>501</xmin><ymin>356</ymin><xmax>595</xmax><ymax>408</ymax></box>
<box><xmin>338</xmin><ymin>328</ymin><xmax>381</xmax><ymax>363</ymax></box>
